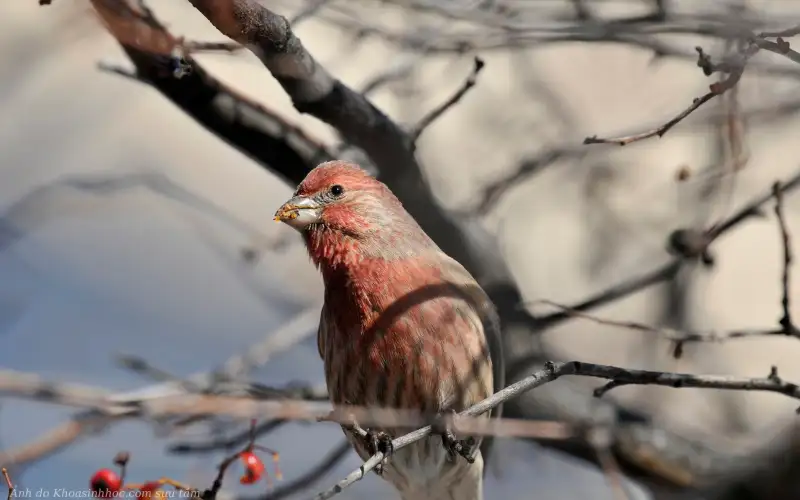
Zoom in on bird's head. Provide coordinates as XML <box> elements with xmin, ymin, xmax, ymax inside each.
<box><xmin>273</xmin><ymin>160</ymin><xmax>406</xmax><ymax>235</ymax></box>
<box><xmin>274</xmin><ymin>161</ymin><xmax>430</xmax><ymax>268</ymax></box>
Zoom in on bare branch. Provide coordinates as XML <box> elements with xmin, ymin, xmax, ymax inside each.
<box><xmin>584</xmin><ymin>44</ymin><xmax>755</xmax><ymax>146</ymax></box>
<box><xmin>2</xmin><ymin>468</ymin><xmax>13</xmax><ymax>500</ymax></box>
<box><xmin>258</xmin><ymin>440</ymin><xmax>351</xmax><ymax>500</ymax></box>
<box><xmin>584</xmin><ymin>91</ymin><xmax>719</xmax><ymax>146</ymax></box>
<box><xmin>169</xmin><ymin>420</ymin><xmax>288</xmax><ymax>455</ymax></box>
<box><xmin>289</xmin><ymin>0</ymin><xmax>332</xmax><ymax>26</ymax></box>
<box><xmin>583</xmin><ymin>22</ymin><xmax>790</xmax><ymax>147</ymax></box>
<box><xmin>529</xmin><ymin>169</ymin><xmax>800</xmax><ymax>333</ymax></box>
<box><xmin>0</xmin><ymin>415</ymin><xmax>121</xmax><ymax>469</ymax></box>
<box><xmin>8</xmin><ymin>359</ymin><xmax>797</xmax><ymax>446</ymax></box>
<box><xmin>471</xmin><ymin>147</ymin><xmax>586</xmax><ymax>214</ymax></box>
<box><xmin>583</xmin><ymin>23</ymin><xmax>800</xmax><ymax>147</ymax></box>
<box><xmin>593</xmin><ymin>441</ymin><xmax>633</xmax><ymax>500</ymax></box>
<box><xmin>86</xmin><ymin>0</ymin><xmax>334</xmax><ymax>184</ymax></box>
<box><xmin>0</xmin><ymin>306</ymin><xmax>319</xmax><ymax>468</ymax></box>
<box><xmin>315</xmin><ymin>361</ymin><xmax>800</xmax><ymax>499</ymax></box>
<box><xmin>533</xmin><ymin>299</ymin><xmax>789</xmax><ymax>344</ymax></box>
<box><xmin>773</xmin><ymin>182</ymin><xmax>797</xmax><ymax>336</ymax></box>
<box><xmin>0</xmin><ymin>369</ymin><xmax>113</xmax><ymax>409</ymax></box>
<box><xmin>409</xmin><ymin>56</ymin><xmax>486</xmax><ymax>150</ymax></box>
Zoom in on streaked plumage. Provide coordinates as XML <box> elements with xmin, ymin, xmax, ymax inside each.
<box><xmin>275</xmin><ymin>161</ymin><xmax>503</xmax><ymax>500</ymax></box>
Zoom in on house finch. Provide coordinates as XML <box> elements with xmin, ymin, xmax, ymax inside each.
<box><xmin>275</xmin><ymin>161</ymin><xmax>504</xmax><ymax>500</ymax></box>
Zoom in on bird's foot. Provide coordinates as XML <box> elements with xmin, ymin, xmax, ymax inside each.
<box><xmin>364</xmin><ymin>429</ymin><xmax>394</xmax><ymax>476</ymax></box>
<box><xmin>433</xmin><ymin>410</ymin><xmax>476</xmax><ymax>464</ymax></box>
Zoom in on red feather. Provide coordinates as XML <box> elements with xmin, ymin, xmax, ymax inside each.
<box><xmin>289</xmin><ymin>161</ymin><xmax>499</xmax><ymax>499</ymax></box>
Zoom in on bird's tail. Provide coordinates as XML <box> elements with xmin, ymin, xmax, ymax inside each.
<box><xmin>398</xmin><ymin>454</ymin><xmax>483</xmax><ymax>500</ymax></box>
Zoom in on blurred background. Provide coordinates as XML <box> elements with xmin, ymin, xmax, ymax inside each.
<box><xmin>1</xmin><ymin>0</ymin><xmax>799</xmax><ymax>499</ymax></box>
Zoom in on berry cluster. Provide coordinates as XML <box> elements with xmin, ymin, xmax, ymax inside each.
<box><xmin>89</xmin><ymin>420</ymin><xmax>281</xmax><ymax>499</ymax></box>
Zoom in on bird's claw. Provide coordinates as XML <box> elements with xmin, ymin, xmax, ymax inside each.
<box><xmin>433</xmin><ymin>410</ymin><xmax>475</xmax><ymax>464</ymax></box>
<box><xmin>364</xmin><ymin>429</ymin><xmax>394</xmax><ymax>475</ymax></box>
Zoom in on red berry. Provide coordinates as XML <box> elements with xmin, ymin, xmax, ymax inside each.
<box><xmin>238</xmin><ymin>452</ymin><xmax>265</xmax><ymax>484</ymax></box>
<box><xmin>90</xmin><ymin>469</ymin><xmax>121</xmax><ymax>498</ymax></box>
<box><xmin>135</xmin><ymin>482</ymin><xmax>162</xmax><ymax>498</ymax></box>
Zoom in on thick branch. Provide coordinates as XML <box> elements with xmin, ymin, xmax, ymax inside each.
<box><xmin>89</xmin><ymin>0</ymin><xmax>333</xmax><ymax>184</ymax></box>
<box><xmin>181</xmin><ymin>0</ymin><xmax>511</xmax><ymax>286</ymax></box>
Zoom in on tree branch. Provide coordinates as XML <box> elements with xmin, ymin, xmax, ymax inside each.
<box><xmin>773</xmin><ymin>181</ymin><xmax>797</xmax><ymax>336</ymax></box>
<box><xmin>315</xmin><ymin>361</ymin><xmax>800</xmax><ymax>499</ymax></box>
<box><xmin>408</xmin><ymin>56</ymin><xmax>485</xmax><ymax>150</ymax></box>
<box><xmin>584</xmin><ymin>25</ymin><xmax>800</xmax><ymax>146</ymax></box>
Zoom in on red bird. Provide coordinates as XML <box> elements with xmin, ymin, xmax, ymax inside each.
<box><xmin>275</xmin><ymin>161</ymin><xmax>503</xmax><ymax>500</ymax></box>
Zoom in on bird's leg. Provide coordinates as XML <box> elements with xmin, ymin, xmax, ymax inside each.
<box><xmin>364</xmin><ymin>429</ymin><xmax>394</xmax><ymax>475</ymax></box>
<box><xmin>339</xmin><ymin>417</ymin><xmax>394</xmax><ymax>476</ymax></box>
<box><xmin>432</xmin><ymin>410</ymin><xmax>475</xmax><ymax>464</ymax></box>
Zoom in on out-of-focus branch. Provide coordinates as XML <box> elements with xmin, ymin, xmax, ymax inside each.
<box><xmin>258</xmin><ymin>440</ymin><xmax>351</xmax><ymax>500</ymax></box>
<box><xmin>773</xmin><ymin>182</ymin><xmax>797</xmax><ymax>336</ymax></box>
<box><xmin>0</xmin><ymin>306</ymin><xmax>320</xmax><ymax>469</ymax></box>
<box><xmin>471</xmin><ymin>146</ymin><xmax>587</xmax><ymax>214</ymax></box>
<box><xmin>0</xmin><ymin>414</ymin><xmax>121</xmax><ymax>469</ymax></box>
<box><xmin>585</xmin><ymin>27</ymin><xmax>800</xmax><ymax>146</ymax></box>
<box><xmin>6</xmin><ymin>361</ymin><xmax>800</xmax><ymax>441</ymax></box>
<box><xmin>535</xmin><ymin>299</ymin><xmax>792</xmax><ymax>345</ymax></box>
<box><xmin>88</xmin><ymin>0</ymin><xmax>333</xmax><ymax>184</ymax></box>
<box><xmin>169</xmin><ymin>420</ymin><xmax>288</xmax><ymax>454</ymax></box>
<box><xmin>584</xmin><ymin>45</ymin><xmax>755</xmax><ymax>146</ymax></box>
<box><xmin>408</xmin><ymin>56</ymin><xmax>485</xmax><ymax>150</ymax></box>
<box><xmin>527</xmin><ymin>169</ymin><xmax>800</xmax><ymax>336</ymax></box>
<box><xmin>179</xmin><ymin>0</ymin><xmax>513</xmax><ymax>287</ymax></box>
<box><xmin>2</xmin><ymin>468</ymin><xmax>13</xmax><ymax>500</ymax></box>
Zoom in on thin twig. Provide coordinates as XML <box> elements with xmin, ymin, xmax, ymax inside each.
<box><xmin>773</xmin><ymin>182</ymin><xmax>797</xmax><ymax>336</ymax></box>
<box><xmin>584</xmin><ymin>44</ymin><xmax>757</xmax><ymax>146</ymax></box>
<box><xmin>289</xmin><ymin>0</ymin><xmax>331</xmax><ymax>25</ymax></box>
<box><xmin>408</xmin><ymin>56</ymin><xmax>485</xmax><ymax>149</ymax></box>
<box><xmin>116</xmin><ymin>355</ymin><xmax>206</xmax><ymax>394</ymax></box>
<box><xmin>170</xmin><ymin>420</ymin><xmax>287</xmax><ymax>454</ymax></box>
<box><xmin>532</xmin><ymin>299</ymin><xmax>788</xmax><ymax>343</ymax></box>
<box><xmin>181</xmin><ymin>40</ymin><xmax>241</xmax><ymax>53</ymax></box>
<box><xmin>258</xmin><ymin>440</ymin><xmax>351</xmax><ymax>500</ymax></box>
<box><xmin>583</xmin><ymin>25</ymin><xmax>800</xmax><ymax>147</ymax></box>
<box><xmin>531</xmin><ymin>169</ymin><xmax>800</xmax><ymax>331</ymax></box>
<box><xmin>97</xmin><ymin>61</ymin><xmax>143</xmax><ymax>82</ymax></box>
<box><xmin>2</xmin><ymin>468</ymin><xmax>13</xmax><ymax>500</ymax></box>
<box><xmin>594</xmin><ymin>443</ymin><xmax>632</xmax><ymax>500</ymax></box>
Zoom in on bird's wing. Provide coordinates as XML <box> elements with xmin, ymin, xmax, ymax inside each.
<box><xmin>436</xmin><ymin>254</ymin><xmax>505</xmax><ymax>466</ymax></box>
<box><xmin>317</xmin><ymin>303</ymin><xmax>328</xmax><ymax>360</ymax></box>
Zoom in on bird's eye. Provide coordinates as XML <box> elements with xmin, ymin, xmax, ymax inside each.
<box><xmin>330</xmin><ymin>185</ymin><xmax>345</xmax><ymax>197</ymax></box>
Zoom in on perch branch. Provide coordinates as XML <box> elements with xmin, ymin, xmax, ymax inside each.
<box><xmin>314</xmin><ymin>361</ymin><xmax>800</xmax><ymax>499</ymax></box>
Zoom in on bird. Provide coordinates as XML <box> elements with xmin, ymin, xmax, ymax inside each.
<box><xmin>274</xmin><ymin>160</ymin><xmax>504</xmax><ymax>500</ymax></box>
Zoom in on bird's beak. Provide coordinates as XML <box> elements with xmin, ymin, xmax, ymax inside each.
<box><xmin>274</xmin><ymin>195</ymin><xmax>321</xmax><ymax>231</ymax></box>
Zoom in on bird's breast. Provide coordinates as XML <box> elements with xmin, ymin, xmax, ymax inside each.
<box><xmin>320</xmin><ymin>275</ymin><xmax>493</xmax><ymax>416</ymax></box>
